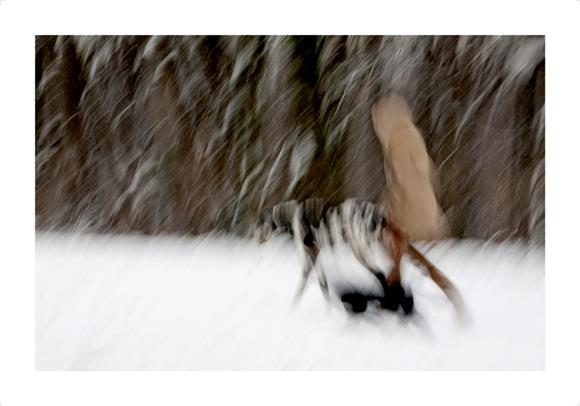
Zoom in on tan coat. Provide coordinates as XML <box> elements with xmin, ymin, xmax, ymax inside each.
<box><xmin>371</xmin><ymin>94</ymin><xmax>449</xmax><ymax>241</ymax></box>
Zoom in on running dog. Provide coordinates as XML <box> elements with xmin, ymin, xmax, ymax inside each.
<box><xmin>255</xmin><ymin>198</ymin><xmax>464</xmax><ymax>316</ymax></box>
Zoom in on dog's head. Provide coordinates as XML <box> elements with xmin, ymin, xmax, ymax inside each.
<box><xmin>253</xmin><ymin>203</ymin><xmax>300</xmax><ymax>244</ymax></box>
<box><xmin>254</xmin><ymin>208</ymin><xmax>276</xmax><ymax>244</ymax></box>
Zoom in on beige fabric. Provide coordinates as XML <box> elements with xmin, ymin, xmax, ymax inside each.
<box><xmin>371</xmin><ymin>94</ymin><xmax>448</xmax><ymax>241</ymax></box>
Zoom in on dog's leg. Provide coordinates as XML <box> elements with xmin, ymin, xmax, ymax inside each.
<box><xmin>375</xmin><ymin>226</ymin><xmax>415</xmax><ymax>314</ymax></box>
<box><xmin>293</xmin><ymin>244</ymin><xmax>321</xmax><ymax>303</ymax></box>
<box><xmin>350</xmin><ymin>236</ymin><xmax>412</xmax><ymax>314</ymax></box>
<box><xmin>406</xmin><ymin>243</ymin><xmax>466</xmax><ymax>316</ymax></box>
<box><xmin>317</xmin><ymin>268</ymin><xmax>330</xmax><ymax>300</ymax></box>
<box><xmin>377</xmin><ymin>226</ymin><xmax>406</xmax><ymax>284</ymax></box>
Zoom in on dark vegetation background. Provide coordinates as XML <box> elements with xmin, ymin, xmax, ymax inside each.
<box><xmin>35</xmin><ymin>36</ymin><xmax>545</xmax><ymax>242</ymax></box>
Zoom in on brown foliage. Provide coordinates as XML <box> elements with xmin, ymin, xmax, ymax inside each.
<box><xmin>35</xmin><ymin>36</ymin><xmax>544</xmax><ymax>242</ymax></box>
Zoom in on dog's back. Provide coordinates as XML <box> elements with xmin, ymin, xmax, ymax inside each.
<box><xmin>262</xmin><ymin>198</ymin><xmax>384</xmax><ymax>247</ymax></box>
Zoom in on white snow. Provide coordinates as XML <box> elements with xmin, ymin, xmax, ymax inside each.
<box><xmin>36</xmin><ymin>232</ymin><xmax>544</xmax><ymax>370</ymax></box>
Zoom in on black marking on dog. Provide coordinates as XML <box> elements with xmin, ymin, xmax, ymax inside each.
<box><xmin>340</xmin><ymin>292</ymin><xmax>369</xmax><ymax>314</ymax></box>
<box><xmin>374</xmin><ymin>272</ymin><xmax>414</xmax><ymax>315</ymax></box>
<box><xmin>339</xmin><ymin>272</ymin><xmax>414</xmax><ymax>316</ymax></box>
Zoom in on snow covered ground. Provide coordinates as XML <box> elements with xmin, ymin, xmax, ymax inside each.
<box><xmin>36</xmin><ymin>232</ymin><xmax>544</xmax><ymax>370</ymax></box>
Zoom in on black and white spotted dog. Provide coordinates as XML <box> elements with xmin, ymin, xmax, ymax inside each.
<box><xmin>256</xmin><ymin>198</ymin><xmax>465</xmax><ymax>317</ymax></box>
<box><xmin>256</xmin><ymin>198</ymin><xmax>415</xmax><ymax>314</ymax></box>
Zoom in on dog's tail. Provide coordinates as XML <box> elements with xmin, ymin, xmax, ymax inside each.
<box><xmin>371</xmin><ymin>93</ymin><xmax>414</xmax><ymax>143</ymax></box>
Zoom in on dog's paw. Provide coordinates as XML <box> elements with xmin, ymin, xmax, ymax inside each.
<box><xmin>400</xmin><ymin>290</ymin><xmax>414</xmax><ymax>315</ymax></box>
<box><xmin>340</xmin><ymin>292</ymin><xmax>368</xmax><ymax>314</ymax></box>
<box><xmin>379</xmin><ymin>282</ymin><xmax>414</xmax><ymax>316</ymax></box>
<box><xmin>378</xmin><ymin>292</ymin><xmax>399</xmax><ymax>311</ymax></box>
